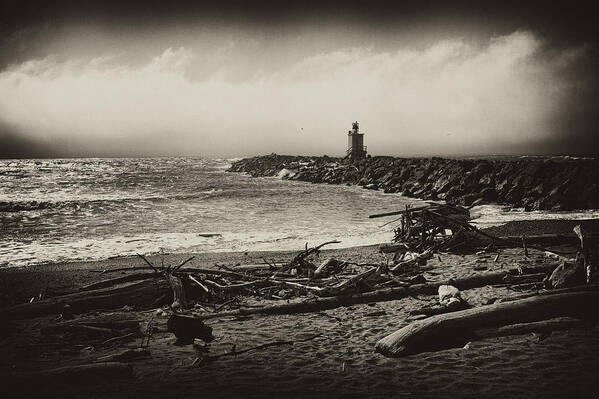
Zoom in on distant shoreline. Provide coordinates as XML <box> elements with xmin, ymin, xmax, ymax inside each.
<box><xmin>229</xmin><ymin>154</ymin><xmax>599</xmax><ymax>211</ymax></box>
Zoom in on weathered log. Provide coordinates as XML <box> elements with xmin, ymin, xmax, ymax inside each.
<box><xmin>574</xmin><ymin>224</ymin><xmax>599</xmax><ymax>283</ymax></box>
<box><xmin>234</xmin><ymin>263</ymin><xmax>280</xmax><ymax>272</ymax></box>
<box><xmin>314</xmin><ymin>257</ymin><xmax>341</xmax><ymax>278</ymax></box>
<box><xmin>99</xmin><ymin>266</ymin><xmax>259</xmax><ymax>279</ymax></box>
<box><xmin>197</xmin><ymin>264</ymin><xmax>557</xmax><ymax>320</ymax></box>
<box><xmin>269</xmin><ymin>279</ymin><xmax>325</xmax><ymax>294</ymax></box>
<box><xmin>0</xmin><ymin>278</ymin><xmax>171</xmax><ymax>321</ymax></box>
<box><xmin>202</xmin><ymin>278</ymin><xmax>271</xmax><ymax>292</ymax></box>
<box><xmin>188</xmin><ymin>275</ymin><xmax>210</xmax><ymax>293</ymax></box>
<box><xmin>503</xmin><ymin>272</ymin><xmax>547</xmax><ymax>284</ymax></box>
<box><xmin>473</xmin><ymin>317</ymin><xmax>591</xmax><ymax>339</ymax></box>
<box><xmin>375</xmin><ymin>290</ymin><xmax>599</xmax><ymax>357</ymax></box>
<box><xmin>497</xmin><ymin>283</ymin><xmax>599</xmax><ymax>303</ymax></box>
<box><xmin>78</xmin><ymin>273</ymin><xmax>156</xmax><ymax>292</ymax></box>
<box><xmin>166</xmin><ymin>274</ymin><xmax>186</xmax><ymax>310</ymax></box>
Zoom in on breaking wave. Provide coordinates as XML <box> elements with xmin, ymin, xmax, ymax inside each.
<box><xmin>0</xmin><ymin>189</ymin><xmax>224</xmax><ymax>213</ymax></box>
<box><xmin>2</xmin><ymin>157</ymin><xmax>597</xmax><ymax>268</ymax></box>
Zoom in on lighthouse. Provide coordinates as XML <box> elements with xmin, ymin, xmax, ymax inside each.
<box><xmin>347</xmin><ymin>121</ymin><xmax>367</xmax><ymax>160</ymax></box>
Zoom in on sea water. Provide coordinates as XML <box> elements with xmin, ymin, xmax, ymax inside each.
<box><xmin>1</xmin><ymin>158</ymin><xmax>597</xmax><ymax>267</ymax></box>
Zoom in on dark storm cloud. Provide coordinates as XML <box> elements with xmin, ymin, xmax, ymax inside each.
<box><xmin>3</xmin><ymin>1</ymin><xmax>598</xmax><ymax>54</ymax></box>
<box><xmin>2</xmin><ymin>1</ymin><xmax>596</xmax><ymax>32</ymax></box>
<box><xmin>0</xmin><ymin>1</ymin><xmax>597</xmax><ymax>157</ymax></box>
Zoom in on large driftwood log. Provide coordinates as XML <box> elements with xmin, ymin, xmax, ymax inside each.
<box><xmin>198</xmin><ymin>264</ymin><xmax>557</xmax><ymax>320</ymax></box>
<box><xmin>473</xmin><ymin>317</ymin><xmax>590</xmax><ymax>339</ymax></box>
<box><xmin>375</xmin><ymin>290</ymin><xmax>599</xmax><ymax>357</ymax></box>
<box><xmin>0</xmin><ymin>278</ymin><xmax>171</xmax><ymax>321</ymax></box>
<box><xmin>496</xmin><ymin>283</ymin><xmax>599</xmax><ymax>303</ymax></box>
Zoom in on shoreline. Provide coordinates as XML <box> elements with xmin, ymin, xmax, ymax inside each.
<box><xmin>2</xmin><ymin>218</ymin><xmax>596</xmax><ymax>307</ymax></box>
<box><xmin>0</xmin><ymin>244</ymin><xmax>383</xmax><ymax>306</ymax></box>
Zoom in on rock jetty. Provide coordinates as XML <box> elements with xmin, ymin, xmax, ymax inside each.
<box><xmin>228</xmin><ymin>154</ymin><xmax>599</xmax><ymax>211</ymax></box>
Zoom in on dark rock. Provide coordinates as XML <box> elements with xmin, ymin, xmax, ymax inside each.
<box><xmin>227</xmin><ymin>155</ymin><xmax>598</xmax><ymax>211</ymax></box>
<box><xmin>459</xmin><ymin>193</ymin><xmax>482</xmax><ymax>207</ymax></box>
<box><xmin>547</xmin><ymin>261</ymin><xmax>585</xmax><ymax>289</ymax></box>
<box><xmin>480</xmin><ymin>187</ymin><xmax>498</xmax><ymax>201</ymax></box>
<box><xmin>167</xmin><ymin>314</ymin><xmax>214</xmax><ymax>345</ymax></box>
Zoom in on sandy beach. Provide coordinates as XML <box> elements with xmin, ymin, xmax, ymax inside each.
<box><xmin>2</xmin><ymin>219</ymin><xmax>598</xmax><ymax>398</ymax></box>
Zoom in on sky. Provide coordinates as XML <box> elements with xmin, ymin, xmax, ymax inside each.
<box><xmin>1</xmin><ymin>1</ymin><xmax>598</xmax><ymax>158</ymax></box>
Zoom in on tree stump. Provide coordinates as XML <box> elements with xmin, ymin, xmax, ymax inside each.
<box><xmin>573</xmin><ymin>224</ymin><xmax>598</xmax><ymax>283</ymax></box>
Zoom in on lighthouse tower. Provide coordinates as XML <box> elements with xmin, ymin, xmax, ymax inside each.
<box><xmin>347</xmin><ymin>121</ymin><xmax>367</xmax><ymax>160</ymax></box>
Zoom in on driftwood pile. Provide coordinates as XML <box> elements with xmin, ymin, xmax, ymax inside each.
<box><xmin>0</xmin><ymin>241</ymin><xmax>425</xmax><ymax>322</ymax></box>
<box><xmin>372</xmin><ymin>203</ymin><xmax>471</xmax><ymax>251</ymax></box>
<box><xmin>2</xmin><ymin>217</ymin><xmax>594</xmax><ymax>325</ymax></box>
<box><xmin>374</xmin><ymin>203</ymin><xmax>582</xmax><ymax>269</ymax></box>
<box><xmin>1</xmin><ymin>239</ymin><xmax>567</xmax><ymax>324</ymax></box>
<box><xmin>374</xmin><ymin>203</ymin><xmax>493</xmax><ymax>269</ymax></box>
<box><xmin>375</xmin><ymin>222</ymin><xmax>599</xmax><ymax>358</ymax></box>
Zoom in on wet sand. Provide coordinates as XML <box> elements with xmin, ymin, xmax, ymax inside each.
<box><xmin>1</xmin><ymin>220</ymin><xmax>598</xmax><ymax>398</ymax></box>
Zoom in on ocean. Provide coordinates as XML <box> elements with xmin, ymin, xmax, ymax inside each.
<box><xmin>1</xmin><ymin>158</ymin><xmax>597</xmax><ymax>268</ymax></box>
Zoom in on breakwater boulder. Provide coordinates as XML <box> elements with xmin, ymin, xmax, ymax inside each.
<box><xmin>228</xmin><ymin>154</ymin><xmax>599</xmax><ymax>211</ymax></box>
